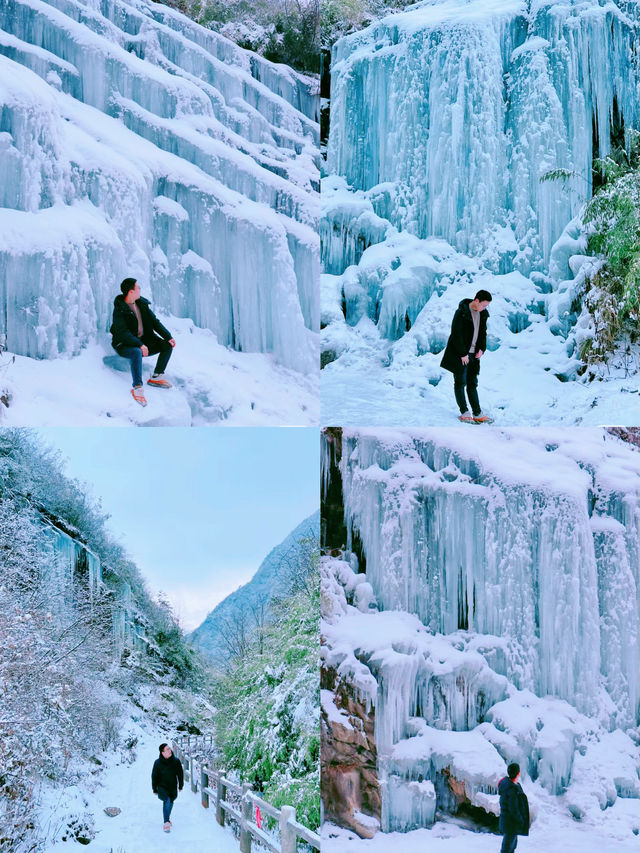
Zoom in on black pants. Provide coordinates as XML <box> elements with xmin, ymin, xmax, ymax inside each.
<box><xmin>500</xmin><ymin>833</ymin><xmax>517</xmax><ymax>853</ymax></box>
<box><xmin>143</xmin><ymin>335</ymin><xmax>172</xmax><ymax>376</ymax></box>
<box><xmin>454</xmin><ymin>354</ymin><xmax>480</xmax><ymax>415</ymax></box>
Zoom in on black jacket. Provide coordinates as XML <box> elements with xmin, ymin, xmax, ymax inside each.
<box><xmin>440</xmin><ymin>299</ymin><xmax>488</xmax><ymax>374</ymax></box>
<box><xmin>152</xmin><ymin>755</ymin><xmax>184</xmax><ymax>800</ymax></box>
<box><xmin>498</xmin><ymin>777</ymin><xmax>529</xmax><ymax>836</ymax></box>
<box><xmin>110</xmin><ymin>295</ymin><xmax>172</xmax><ymax>351</ymax></box>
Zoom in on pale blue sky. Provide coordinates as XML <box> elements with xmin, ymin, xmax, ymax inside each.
<box><xmin>36</xmin><ymin>428</ymin><xmax>319</xmax><ymax>630</ymax></box>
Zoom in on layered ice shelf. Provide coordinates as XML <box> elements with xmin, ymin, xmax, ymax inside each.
<box><xmin>321</xmin><ymin>429</ymin><xmax>640</xmax><ymax>841</ymax></box>
<box><xmin>321</xmin><ymin>0</ymin><xmax>639</xmax><ymax>425</ymax></box>
<box><xmin>0</xmin><ymin>0</ymin><xmax>320</xmax><ymax>421</ymax></box>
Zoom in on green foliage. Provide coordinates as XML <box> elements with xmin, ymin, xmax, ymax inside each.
<box><xmin>163</xmin><ymin>0</ymin><xmax>321</xmax><ymax>75</ymax></box>
<box><xmin>580</xmin><ymin>133</ymin><xmax>640</xmax><ymax>363</ymax></box>
<box><xmin>153</xmin><ymin>596</ymin><xmax>205</xmax><ymax>689</ymax></box>
<box><xmin>212</xmin><ymin>562</ymin><xmax>320</xmax><ymax>828</ymax></box>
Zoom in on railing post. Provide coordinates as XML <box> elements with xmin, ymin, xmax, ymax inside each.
<box><xmin>201</xmin><ymin>767</ymin><xmax>209</xmax><ymax>808</ymax></box>
<box><xmin>190</xmin><ymin>757</ymin><xmax>197</xmax><ymax>793</ymax></box>
<box><xmin>216</xmin><ymin>770</ymin><xmax>227</xmax><ymax>826</ymax></box>
<box><xmin>240</xmin><ymin>783</ymin><xmax>253</xmax><ymax>853</ymax></box>
<box><xmin>280</xmin><ymin>805</ymin><xmax>296</xmax><ymax>853</ymax></box>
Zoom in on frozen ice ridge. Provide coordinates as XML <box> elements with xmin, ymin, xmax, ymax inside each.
<box><xmin>321</xmin><ymin>428</ymin><xmax>639</xmax><ymax>839</ymax></box>
<box><xmin>0</xmin><ymin>0</ymin><xmax>320</xmax><ymax>422</ymax></box>
<box><xmin>322</xmin><ymin>0</ymin><xmax>639</xmax><ymax>425</ymax></box>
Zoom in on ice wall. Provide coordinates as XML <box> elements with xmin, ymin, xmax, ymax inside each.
<box><xmin>322</xmin><ymin>429</ymin><xmax>640</xmax><ymax>833</ymax></box>
<box><xmin>0</xmin><ymin>0</ymin><xmax>319</xmax><ymax>372</ymax></box>
<box><xmin>335</xmin><ymin>428</ymin><xmax>639</xmax><ymax>727</ymax></box>
<box><xmin>41</xmin><ymin>516</ymin><xmax>142</xmax><ymax>655</ymax></box>
<box><xmin>327</xmin><ymin>0</ymin><xmax>639</xmax><ymax>269</ymax></box>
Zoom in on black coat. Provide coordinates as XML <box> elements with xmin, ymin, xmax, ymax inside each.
<box><xmin>440</xmin><ymin>298</ymin><xmax>489</xmax><ymax>374</ymax></box>
<box><xmin>110</xmin><ymin>295</ymin><xmax>172</xmax><ymax>351</ymax></box>
<box><xmin>152</xmin><ymin>755</ymin><xmax>184</xmax><ymax>800</ymax></box>
<box><xmin>498</xmin><ymin>777</ymin><xmax>530</xmax><ymax>836</ymax></box>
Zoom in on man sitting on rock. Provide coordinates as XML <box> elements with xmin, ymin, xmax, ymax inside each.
<box><xmin>110</xmin><ymin>278</ymin><xmax>175</xmax><ymax>406</ymax></box>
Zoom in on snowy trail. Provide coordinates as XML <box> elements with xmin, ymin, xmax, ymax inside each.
<box><xmin>43</xmin><ymin>732</ymin><xmax>241</xmax><ymax>853</ymax></box>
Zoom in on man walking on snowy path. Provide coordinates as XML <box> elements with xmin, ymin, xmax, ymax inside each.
<box><xmin>152</xmin><ymin>743</ymin><xmax>184</xmax><ymax>832</ymax></box>
<box><xmin>440</xmin><ymin>289</ymin><xmax>492</xmax><ymax>423</ymax></box>
<box><xmin>110</xmin><ymin>278</ymin><xmax>176</xmax><ymax>407</ymax></box>
<box><xmin>498</xmin><ymin>762</ymin><xmax>530</xmax><ymax>853</ymax></box>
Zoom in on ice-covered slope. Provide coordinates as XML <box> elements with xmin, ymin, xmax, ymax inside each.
<box><xmin>321</xmin><ymin>0</ymin><xmax>639</xmax><ymax>425</ymax></box>
<box><xmin>321</xmin><ymin>428</ymin><xmax>639</xmax><ymax>840</ymax></box>
<box><xmin>190</xmin><ymin>509</ymin><xmax>319</xmax><ymax>660</ymax></box>
<box><xmin>0</xmin><ymin>0</ymin><xmax>320</xmax><ymax>424</ymax></box>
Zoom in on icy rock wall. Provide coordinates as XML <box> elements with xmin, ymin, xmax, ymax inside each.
<box><xmin>43</xmin><ymin>522</ymin><xmax>102</xmax><ymax>600</ymax></box>
<box><xmin>0</xmin><ymin>0</ymin><xmax>319</xmax><ymax>370</ymax></box>
<box><xmin>41</xmin><ymin>518</ymin><xmax>139</xmax><ymax>655</ymax></box>
<box><xmin>337</xmin><ymin>429</ymin><xmax>640</xmax><ymax>728</ymax></box>
<box><xmin>327</xmin><ymin>0</ymin><xmax>639</xmax><ymax>270</ymax></box>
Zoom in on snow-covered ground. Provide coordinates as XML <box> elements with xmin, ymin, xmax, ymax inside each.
<box><xmin>0</xmin><ymin>315</ymin><xmax>318</xmax><ymax>426</ymax></box>
<box><xmin>39</xmin><ymin>722</ymin><xmax>239</xmax><ymax>853</ymax></box>
<box><xmin>0</xmin><ymin>0</ymin><xmax>319</xmax><ymax>425</ymax></box>
<box><xmin>321</xmin><ymin>0</ymin><xmax>640</xmax><ymax>426</ymax></box>
<box><xmin>323</xmin><ymin>807</ymin><xmax>640</xmax><ymax>853</ymax></box>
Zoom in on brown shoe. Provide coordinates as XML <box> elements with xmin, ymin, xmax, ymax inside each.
<box><xmin>147</xmin><ymin>374</ymin><xmax>172</xmax><ymax>389</ymax></box>
<box><xmin>131</xmin><ymin>386</ymin><xmax>147</xmax><ymax>406</ymax></box>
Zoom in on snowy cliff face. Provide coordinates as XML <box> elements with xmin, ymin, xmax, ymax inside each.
<box><xmin>321</xmin><ymin>429</ymin><xmax>640</xmax><ymax>835</ymax></box>
<box><xmin>0</xmin><ymin>0</ymin><xmax>319</xmax><ymax>372</ymax></box>
<box><xmin>321</xmin><ymin>0</ymin><xmax>640</xmax><ymax>425</ymax></box>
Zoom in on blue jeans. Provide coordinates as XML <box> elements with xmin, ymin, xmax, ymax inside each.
<box><xmin>454</xmin><ymin>353</ymin><xmax>481</xmax><ymax>415</ymax></box>
<box><xmin>501</xmin><ymin>833</ymin><xmax>517</xmax><ymax>853</ymax></box>
<box><xmin>157</xmin><ymin>789</ymin><xmax>174</xmax><ymax>823</ymax></box>
<box><xmin>117</xmin><ymin>338</ymin><xmax>172</xmax><ymax>387</ymax></box>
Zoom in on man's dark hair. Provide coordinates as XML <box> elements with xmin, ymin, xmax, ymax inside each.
<box><xmin>120</xmin><ymin>277</ymin><xmax>137</xmax><ymax>297</ymax></box>
<box><xmin>475</xmin><ymin>289</ymin><xmax>492</xmax><ymax>302</ymax></box>
<box><xmin>507</xmin><ymin>762</ymin><xmax>520</xmax><ymax>780</ymax></box>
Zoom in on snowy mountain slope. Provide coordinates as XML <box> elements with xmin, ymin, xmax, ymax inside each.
<box><xmin>0</xmin><ymin>0</ymin><xmax>320</xmax><ymax>424</ymax></box>
<box><xmin>321</xmin><ymin>0</ymin><xmax>639</xmax><ymax>425</ymax></box>
<box><xmin>320</xmin><ymin>428</ymin><xmax>639</xmax><ymax>844</ymax></box>
<box><xmin>190</xmin><ymin>509</ymin><xmax>320</xmax><ymax>660</ymax></box>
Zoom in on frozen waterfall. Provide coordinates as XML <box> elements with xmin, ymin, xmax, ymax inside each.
<box><xmin>0</xmin><ymin>0</ymin><xmax>319</xmax><ymax>372</ymax></box>
<box><xmin>327</xmin><ymin>0</ymin><xmax>638</xmax><ymax>267</ymax></box>
<box><xmin>321</xmin><ymin>428</ymin><xmax>640</xmax><ymax>835</ymax></box>
<box><xmin>321</xmin><ymin>0</ymin><xmax>640</xmax><ymax>426</ymax></box>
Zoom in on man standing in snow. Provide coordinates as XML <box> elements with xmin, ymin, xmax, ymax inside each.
<box><xmin>152</xmin><ymin>743</ymin><xmax>184</xmax><ymax>832</ymax></box>
<box><xmin>440</xmin><ymin>289</ymin><xmax>492</xmax><ymax>423</ymax></box>
<box><xmin>110</xmin><ymin>278</ymin><xmax>175</xmax><ymax>407</ymax></box>
<box><xmin>498</xmin><ymin>762</ymin><xmax>530</xmax><ymax>853</ymax></box>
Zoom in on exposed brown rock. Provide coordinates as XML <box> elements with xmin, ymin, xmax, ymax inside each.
<box><xmin>321</xmin><ymin>665</ymin><xmax>380</xmax><ymax>838</ymax></box>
